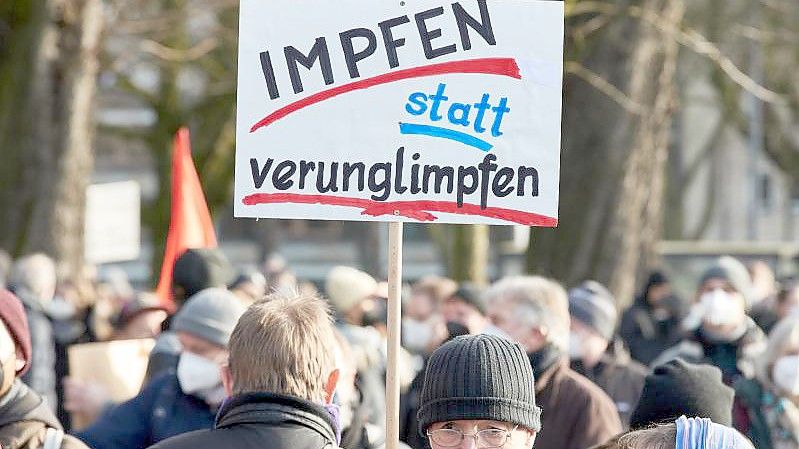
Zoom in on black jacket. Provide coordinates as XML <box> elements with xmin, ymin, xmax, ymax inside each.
<box><xmin>619</xmin><ymin>296</ymin><xmax>685</xmax><ymax>366</ymax></box>
<box><xmin>0</xmin><ymin>380</ymin><xmax>88</xmax><ymax>449</ymax></box>
<box><xmin>147</xmin><ymin>392</ymin><xmax>338</xmax><ymax>449</ymax></box>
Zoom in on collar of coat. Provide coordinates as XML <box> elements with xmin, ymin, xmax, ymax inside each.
<box><xmin>215</xmin><ymin>392</ymin><xmax>337</xmax><ymax>444</ymax></box>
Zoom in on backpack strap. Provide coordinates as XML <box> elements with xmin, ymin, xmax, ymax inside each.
<box><xmin>43</xmin><ymin>427</ymin><xmax>64</xmax><ymax>449</ymax></box>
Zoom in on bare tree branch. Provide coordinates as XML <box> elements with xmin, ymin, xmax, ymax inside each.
<box><xmin>629</xmin><ymin>5</ymin><xmax>784</xmax><ymax>104</ymax></box>
<box><xmin>565</xmin><ymin>61</ymin><xmax>646</xmax><ymax>115</ymax></box>
<box><xmin>140</xmin><ymin>37</ymin><xmax>219</xmax><ymax>62</ymax></box>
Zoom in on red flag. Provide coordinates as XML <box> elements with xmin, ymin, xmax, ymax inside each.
<box><xmin>155</xmin><ymin>127</ymin><xmax>217</xmax><ymax>307</ymax></box>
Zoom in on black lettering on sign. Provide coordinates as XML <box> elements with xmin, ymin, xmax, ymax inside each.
<box><xmin>251</xmin><ymin>158</ymin><xmax>273</xmax><ymax>189</ymax></box>
<box><xmin>259</xmin><ymin>52</ymin><xmax>280</xmax><ymax>99</ymax></box>
<box><xmin>452</xmin><ymin>0</ymin><xmax>495</xmax><ymax>51</ymax></box>
<box><xmin>378</xmin><ymin>16</ymin><xmax>411</xmax><ymax>69</ymax></box>
<box><xmin>284</xmin><ymin>37</ymin><xmax>334</xmax><ymax>94</ymax></box>
<box><xmin>272</xmin><ymin>160</ymin><xmax>297</xmax><ymax>190</ymax></box>
<box><xmin>517</xmin><ymin>167</ymin><xmax>539</xmax><ymax>197</ymax></box>
<box><xmin>340</xmin><ymin>28</ymin><xmax>378</xmax><ymax>78</ymax></box>
<box><xmin>415</xmin><ymin>7</ymin><xmax>457</xmax><ymax>60</ymax></box>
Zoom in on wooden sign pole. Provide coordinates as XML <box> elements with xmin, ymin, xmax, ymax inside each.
<box><xmin>385</xmin><ymin>221</ymin><xmax>404</xmax><ymax>449</ymax></box>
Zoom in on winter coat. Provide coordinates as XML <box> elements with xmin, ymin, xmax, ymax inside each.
<box><xmin>74</xmin><ymin>374</ymin><xmax>214</xmax><ymax>449</ymax></box>
<box><xmin>534</xmin><ymin>358</ymin><xmax>623</xmax><ymax>449</ymax></box>
<box><xmin>571</xmin><ymin>350</ymin><xmax>649</xmax><ymax>430</ymax></box>
<box><xmin>0</xmin><ymin>380</ymin><xmax>88</xmax><ymax>449</ymax></box>
<box><xmin>16</xmin><ymin>293</ymin><xmax>57</xmax><ymax>411</ymax></box>
<box><xmin>146</xmin><ymin>392</ymin><xmax>338</xmax><ymax>449</ymax></box>
<box><xmin>619</xmin><ymin>296</ymin><xmax>685</xmax><ymax>366</ymax></box>
<box><xmin>734</xmin><ymin>377</ymin><xmax>799</xmax><ymax>449</ymax></box>
<box><xmin>652</xmin><ymin>318</ymin><xmax>766</xmax><ymax>385</ymax></box>
<box><xmin>144</xmin><ymin>332</ymin><xmax>181</xmax><ymax>384</ymax></box>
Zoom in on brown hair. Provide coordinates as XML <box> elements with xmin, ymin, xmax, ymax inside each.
<box><xmin>591</xmin><ymin>425</ymin><xmax>676</xmax><ymax>449</ymax></box>
<box><xmin>228</xmin><ymin>290</ymin><xmax>337</xmax><ymax>401</ymax></box>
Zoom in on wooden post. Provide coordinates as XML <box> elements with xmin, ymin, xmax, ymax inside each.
<box><xmin>385</xmin><ymin>221</ymin><xmax>404</xmax><ymax>449</ymax></box>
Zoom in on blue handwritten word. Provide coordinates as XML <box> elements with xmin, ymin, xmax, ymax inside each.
<box><xmin>404</xmin><ymin>83</ymin><xmax>510</xmax><ymax>141</ymax></box>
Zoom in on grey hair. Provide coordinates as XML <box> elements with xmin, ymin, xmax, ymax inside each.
<box><xmin>9</xmin><ymin>254</ymin><xmax>57</xmax><ymax>303</ymax></box>
<box><xmin>484</xmin><ymin>275</ymin><xmax>570</xmax><ymax>352</ymax></box>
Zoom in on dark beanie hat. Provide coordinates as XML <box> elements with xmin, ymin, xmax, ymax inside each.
<box><xmin>629</xmin><ymin>358</ymin><xmax>734</xmax><ymax>429</ymax></box>
<box><xmin>417</xmin><ymin>334</ymin><xmax>541</xmax><ymax>435</ymax></box>
<box><xmin>0</xmin><ymin>289</ymin><xmax>32</xmax><ymax>376</ymax></box>
<box><xmin>568</xmin><ymin>280</ymin><xmax>618</xmax><ymax>341</ymax></box>
<box><xmin>448</xmin><ymin>284</ymin><xmax>486</xmax><ymax>315</ymax></box>
<box><xmin>173</xmin><ymin>248</ymin><xmax>234</xmax><ymax>298</ymax></box>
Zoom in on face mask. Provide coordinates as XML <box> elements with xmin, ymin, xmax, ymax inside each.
<box><xmin>177</xmin><ymin>352</ymin><xmax>223</xmax><ymax>396</ymax></box>
<box><xmin>568</xmin><ymin>331</ymin><xmax>584</xmax><ymax>360</ymax></box>
<box><xmin>402</xmin><ymin>318</ymin><xmax>435</xmax><ymax>353</ymax></box>
<box><xmin>773</xmin><ymin>355</ymin><xmax>799</xmax><ymax>396</ymax></box>
<box><xmin>700</xmin><ymin>289</ymin><xmax>742</xmax><ymax>327</ymax></box>
<box><xmin>482</xmin><ymin>324</ymin><xmax>512</xmax><ymax>341</ymax></box>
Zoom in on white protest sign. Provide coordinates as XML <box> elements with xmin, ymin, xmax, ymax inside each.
<box><xmin>84</xmin><ymin>181</ymin><xmax>141</xmax><ymax>264</ymax></box>
<box><xmin>235</xmin><ymin>0</ymin><xmax>563</xmax><ymax>226</ymax></box>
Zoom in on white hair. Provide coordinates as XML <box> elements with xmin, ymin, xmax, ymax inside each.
<box><xmin>9</xmin><ymin>254</ymin><xmax>57</xmax><ymax>304</ymax></box>
<box><xmin>484</xmin><ymin>275</ymin><xmax>571</xmax><ymax>352</ymax></box>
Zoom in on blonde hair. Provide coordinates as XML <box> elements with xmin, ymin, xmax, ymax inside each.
<box><xmin>756</xmin><ymin>316</ymin><xmax>799</xmax><ymax>385</ymax></box>
<box><xmin>484</xmin><ymin>276</ymin><xmax>571</xmax><ymax>351</ymax></box>
<box><xmin>228</xmin><ymin>290</ymin><xmax>337</xmax><ymax>401</ymax></box>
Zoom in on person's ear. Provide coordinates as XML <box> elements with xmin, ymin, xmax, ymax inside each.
<box><xmin>525</xmin><ymin>430</ymin><xmax>536</xmax><ymax>449</ymax></box>
<box><xmin>13</xmin><ymin>348</ymin><xmax>25</xmax><ymax>373</ymax></box>
<box><xmin>324</xmin><ymin>368</ymin><xmax>340</xmax><ymax>404</ymax></box>
<box><xmin>221</xmin><ymin>364</ymin><xmax>233</xmax><ymax>396</ymax></box>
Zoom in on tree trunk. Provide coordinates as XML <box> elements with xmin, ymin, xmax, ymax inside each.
<box><xmin>0</xmin><ymin>0</ymin><xmax>103</xmax><ymax>279</ymax></box>
<box><xmin>527</xmin><ymin>0</ymin><xmax>684</xmax><ymax>305</ymax></box>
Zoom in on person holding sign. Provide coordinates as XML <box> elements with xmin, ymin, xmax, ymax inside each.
<box><xmin>417</xmin><ymin>334</ymin><xmax>540</xmax><ymax>449</ymax></box>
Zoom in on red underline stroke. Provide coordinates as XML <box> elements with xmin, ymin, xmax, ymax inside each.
<box><xmin>249</xmin><ymin>57</ymin><xmax>522</xmax><ymax>133</ymax></box>
<box><xmin>242</xmin><ymin>193</ymin><xmax>557</xmax><ymax>227</ymax></box>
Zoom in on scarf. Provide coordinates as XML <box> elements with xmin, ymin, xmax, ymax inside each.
<box><xmin>528</xmin><ymin>344</ymin><xmax>562</xmax><ymax>379</ymax></box>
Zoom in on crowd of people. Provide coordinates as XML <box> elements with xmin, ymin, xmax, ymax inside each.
<box><xmin>0</xmin><ymin>246</ymin><xmax>798</xmax><ymax>449</ymax></box>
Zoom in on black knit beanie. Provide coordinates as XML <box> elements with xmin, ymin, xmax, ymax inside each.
<box><xmin>629</xmin><ymin>358</ymin><xmax>734</xmax><ymax>429</ymax></box>
<box><xmin>417</xmin><ymin>334</ymin><xmax>541</xmax><ymax>435</ymax></box>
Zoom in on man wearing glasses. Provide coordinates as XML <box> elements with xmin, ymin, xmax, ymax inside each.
<box><xmin>417</xmin><ymin>334</ymin><xmax>540</xmax><ymax>449</ymax></box>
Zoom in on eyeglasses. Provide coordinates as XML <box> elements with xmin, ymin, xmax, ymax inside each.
<box><xmin>427</xmin><ymin>425</ymin><xmax>518</xmax><ymax>448</ymax></box>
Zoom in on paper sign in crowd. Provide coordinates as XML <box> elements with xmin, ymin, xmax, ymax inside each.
<box><xmin>235</xmin><ymin>0</ymin><xmax>564</xmax><ymax>226</ymax></box>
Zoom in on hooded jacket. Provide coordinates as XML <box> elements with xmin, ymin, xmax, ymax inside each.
<box><xmin>619</xmin><ymin>294</ymin><xmax>685</xmax><ymax>366</ymax></box>
<box><xmin>147</xmin><ymin>392</ymin><xmax>338</xmax><ymax>449</ymax></box>
<box><xmin>0</xmin><ymin>380</ymin><xmax>87</xmax><ymax>449</ymax></box>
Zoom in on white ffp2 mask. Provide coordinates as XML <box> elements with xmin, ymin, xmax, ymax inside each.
<box><xmin>773</xmin><ymin>355</ymin><xmax>799</xmax><ymax>396</ymax></box>
<box><xmin>700</xmin><ymin>289</ymin><xmax>742</xmax><ymax>327</ymax></box>
<box><xmin>177</xmin><ymin>351</ymin><xmax>223</xmax><ymax>395</ymax></box>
